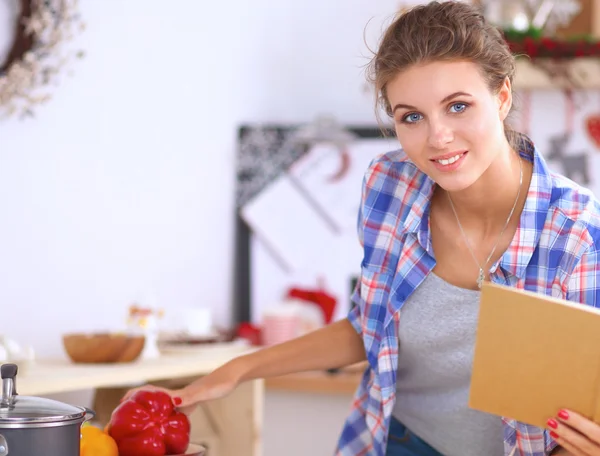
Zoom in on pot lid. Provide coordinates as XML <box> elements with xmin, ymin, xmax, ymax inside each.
<box><xmin>0</xmin><ymin>364</ymin><xmax>85</xmax><ymax>426</ymax></box>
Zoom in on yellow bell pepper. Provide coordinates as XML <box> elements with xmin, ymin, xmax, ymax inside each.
<box><xmin>80</xmin><ymin>425</ymin><xmax>119</xmax><ymax>456</ymax></box>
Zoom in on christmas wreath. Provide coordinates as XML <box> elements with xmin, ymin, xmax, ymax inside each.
<box><xmin>0</xmin><ymin>0</ymin><xmax>84</xmax><ymax>119</ymax></box>
<box><xmin>503</xmin><ymin>27</ymin><xmax>600</xmax><ymax>59</ymax></box>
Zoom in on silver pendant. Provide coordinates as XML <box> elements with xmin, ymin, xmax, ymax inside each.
<box><xmin>477</xmin><ymin>268</ymin><xmax>485</xmax><ymax>289</ymax></box>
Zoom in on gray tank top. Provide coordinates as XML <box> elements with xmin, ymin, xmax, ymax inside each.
<box><xmin>392</xmin><ymin>271</ymin><xmax>504</xmax><ymax>456</ymax></box>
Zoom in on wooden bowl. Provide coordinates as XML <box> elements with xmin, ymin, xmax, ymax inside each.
<box><xmin>62</xmin><ymin>333</ymin><xmax>145</xmax><ymax>364</ymax></box>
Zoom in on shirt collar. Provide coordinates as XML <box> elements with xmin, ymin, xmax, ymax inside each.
<box><xmin>400</xmin><ymin>168</ymin><xmax>435</xmax><ymax>252</ymax></box>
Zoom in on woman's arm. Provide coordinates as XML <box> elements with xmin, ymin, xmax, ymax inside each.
<box><xmin>121</xmin><ymin>318</ymin><xmax>367</xmax><ymax>410</ymax></box>
<box><xmin>236</xmin><ymin>317</ymin><xmax>366</xmax><ymax>381</ymax></box>
<box><xmin>165</xmin><ymin>317</ymin><xmax>367</xmax><ymax>409</ymax></box>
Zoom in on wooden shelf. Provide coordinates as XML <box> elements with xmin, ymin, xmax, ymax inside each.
<box><xmin>266</xmin><ymin>369</ymin><xmax>363</xmax><ymax>395</ymax></box>
<box><xmin>514</xmin><ymin>57</ymin><xmax>600</xmax><ymax>89</ymax></box>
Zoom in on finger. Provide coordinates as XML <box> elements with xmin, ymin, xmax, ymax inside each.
<box><xmin>173</xmin><ymin>388</ymin><xmax>197</xmax><ymax>408</ymax></box>
<box><xmin>548</xmin><ymin>418</ymin><xmax>600</xmax><ymax>456</ymax></box>
<box><xmin>552</xmin><ymin>436</ymin><xmax>591</xmax><ymax>456</ymax></box>
<box><xmin>165</xmin><ymin>388</ymin><xmax>195</xmax><ymax>415</ymax></box>
<box><xmin>557</xmin><ymin>410</ymin><xmax>600</xmax><ymax>446</ymax></box>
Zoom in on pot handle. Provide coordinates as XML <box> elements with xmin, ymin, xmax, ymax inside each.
<box><xmin>0</xmin><ymin>434</ymin><xmax>8</xmax><ymax>455</ymax></box>
<box><xmin>83</xmin><ymin>407</ymin><xmax>95</xmax><ymax>423</ymax></box>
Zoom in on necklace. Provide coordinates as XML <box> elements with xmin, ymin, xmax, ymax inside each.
<box><xmin>447</xmin><ymin>157</ymin><xmax>523</xmax><ymax>289</ymax></box>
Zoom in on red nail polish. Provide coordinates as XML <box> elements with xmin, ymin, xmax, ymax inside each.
<box><xmin>547</xmin><ymin>418</ymin><xmax>558</xmax><ymax>429</ymax></box>
<box><xmin>558</xmin><ymin>410</ymin><xmax>569</xmax><ymax>420</ymax></box>
<box><xmin>173</xmin><ymin>397</ymin><xmax>182</xmax><ymax>406</ymax></box>
<box><xmin>550</xmin><ymin>431</ymin><xmax>559</xmax><ymax>439</ymax></box>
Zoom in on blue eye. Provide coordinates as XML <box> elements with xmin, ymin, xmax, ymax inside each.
<box><xmin>450</xmin><ymin>102</ymin><xmax>468</xmax><ymax>113</ymax></box>
<box><xmin>400</xmin><ymin>102</ymin><xmax>468</xmax><ymax>124</ymax></box>
<box><xmin>402</xmin><ymin>113</ymin><xmax>423</xmax><ymax>124</ymax></box>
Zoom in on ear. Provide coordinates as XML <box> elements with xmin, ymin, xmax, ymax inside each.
<box><xmin>497</xmin><ymin>76</ymin><xmax>512</xmax><ymax>121</ymax></box>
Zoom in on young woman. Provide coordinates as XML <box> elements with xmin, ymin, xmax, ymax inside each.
<box><xmin>123</xmin><ymin>2</ymin><xmax>600</xmax><ymax>455</ymax></box>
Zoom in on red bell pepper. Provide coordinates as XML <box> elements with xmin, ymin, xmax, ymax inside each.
<box><xmin>107</xmin><ymin>390</ymin><xmax>190</xmax><ymax>456</ymax></box>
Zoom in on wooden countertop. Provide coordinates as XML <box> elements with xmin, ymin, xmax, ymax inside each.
<box><xmin>14</xmin><ymin>351</ymin><xmax>366</xmax><ymax>397</ymax></box>
<box><xmin>15</xmin><ymin>350</ymin><xmax>254</xmax><ymax>396</ymax></box>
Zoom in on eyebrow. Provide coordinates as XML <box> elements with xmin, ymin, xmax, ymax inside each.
<box><xmin>391</xmin><ymin>91</ymin><xmax>473</xmax><ymax>114</ymax></box>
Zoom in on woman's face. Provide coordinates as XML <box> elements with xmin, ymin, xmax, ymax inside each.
<box><xmin>386</xmin><ymin>60</ymin><xmax>512</xmax><ymax>192</ymax></box>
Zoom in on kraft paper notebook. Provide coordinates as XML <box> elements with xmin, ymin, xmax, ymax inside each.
<box><xmin>469</xmin><ymin>282</ymin><xmax>600</xmax><ymax>428</ymax></box>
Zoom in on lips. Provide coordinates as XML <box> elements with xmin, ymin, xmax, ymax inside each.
<box><xmin>430</xmin><ymin>151</ymin><xmax>467</xmax><ymax>165</ymax></box>
<box><xmin>430</xmin><ymin>150</ymin><xmax>467</xmax><ymax>161</ymax></box>
<box><xmin>430</xmin><ymin>151</ymin><xmax>468</xmax><ymax>172</ymax></box>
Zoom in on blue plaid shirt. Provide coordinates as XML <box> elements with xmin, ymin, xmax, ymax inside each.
<box><xmin>336</xmin><ymin>136</ymin><xmax>600</xmax><ymax>456</ymax></box>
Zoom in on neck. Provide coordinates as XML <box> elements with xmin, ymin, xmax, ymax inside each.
<box><xmin>443</xmin><ymin>144</ymin><xmax>530</xmax><ymax>237</ymax></box>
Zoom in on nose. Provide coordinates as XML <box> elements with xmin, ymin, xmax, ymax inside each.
<box><xmin>427</xmin><ymin>120</ymin><xmax>454</xmax><ymax>149</ymax></box>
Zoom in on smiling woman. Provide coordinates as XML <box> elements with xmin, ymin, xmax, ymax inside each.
<box><xmin>0</xmin><ymin>0</ymin><xmax>84</xmax><ymax>119</ymax></box>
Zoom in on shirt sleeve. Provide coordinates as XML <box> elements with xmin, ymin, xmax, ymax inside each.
<box><xmin>346</xmin><ymin>163</ymin><xmax>371</xmax><ymax>337</ymax></box>
<box><xmin>347</xmin><ymin>196</ymin><xmax>366</xmax><ymax>336</ymax></box>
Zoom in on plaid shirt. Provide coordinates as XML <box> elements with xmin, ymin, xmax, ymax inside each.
<box><xmin>336</xmin><ymin>137</ymin><xmax>600</xmax><ymax>456</ymax></box>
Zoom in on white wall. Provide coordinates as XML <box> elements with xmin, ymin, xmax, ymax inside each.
<box><xmin>0</xmin><ymin>0</ymin><xmax>401</xmax><ymax>358</ymax></box>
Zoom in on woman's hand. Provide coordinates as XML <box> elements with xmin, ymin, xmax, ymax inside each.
<box><xmin>547</xmin><ymin>409</ymin><xmax>600</xmax><ymax>455</ymax></box>
<box><xmin>120</xmin><ymin>360</ymin><xmax>245</xmax><ymax>415</ymax></box>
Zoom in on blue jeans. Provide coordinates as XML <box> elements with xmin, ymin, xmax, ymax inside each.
<box><xmin>386</xmin><ymin>417</ymin><xmax>444</xmax><ymax>456</ymax></box>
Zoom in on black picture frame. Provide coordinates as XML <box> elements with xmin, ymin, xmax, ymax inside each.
<box><xmin>232</xmin><ymin>123</ymin><xmax>391</xmax><ymax>324</ymax></box>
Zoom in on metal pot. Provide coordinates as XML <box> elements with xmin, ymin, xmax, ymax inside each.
<box><xmin>0</xmin><ymin>363</ymin><xmax>95</xmax><ymax>456</ymax></box>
